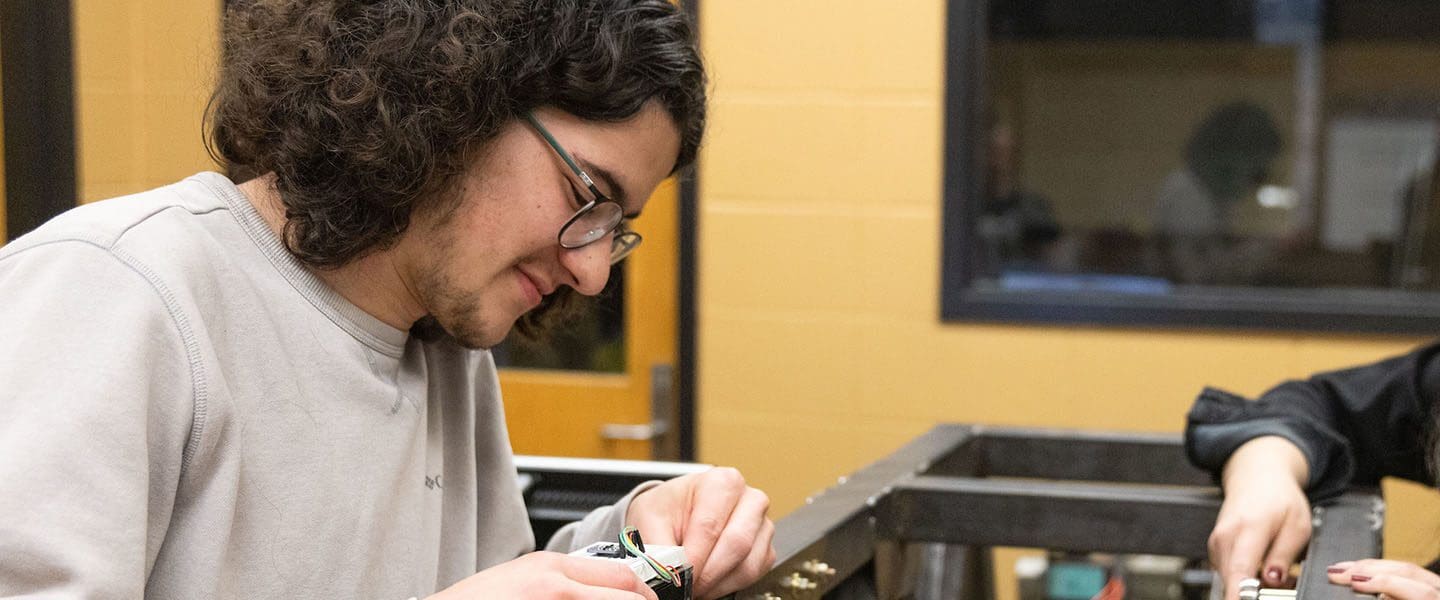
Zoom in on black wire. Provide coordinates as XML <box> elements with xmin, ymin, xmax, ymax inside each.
<box><xmin>626</xmin><ymin>527</ymin><xmax>646</xmax><ymax>552</ymax></box>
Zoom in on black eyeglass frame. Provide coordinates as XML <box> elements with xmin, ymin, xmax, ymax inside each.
<box><xmin>523</xmin><ymin>111</ymin><xmax>643</xmax><ymax>264</ymax></box>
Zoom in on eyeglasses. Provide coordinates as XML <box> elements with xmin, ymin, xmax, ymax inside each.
<box><xmin>524</xmin><ymin>112</ymin><xmax>642</xmax><ymax>265</ymax></box>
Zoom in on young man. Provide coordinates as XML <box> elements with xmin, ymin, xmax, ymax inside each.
<box><xmin>0</xmin><ymin>1</ymin><xmax>774</xmax><ymax>598</ymax></box>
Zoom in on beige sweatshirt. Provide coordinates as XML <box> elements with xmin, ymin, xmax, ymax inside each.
<box><xmin>0</xmin><ymin>172</ymin><xmax>639</xmax><ymax>599</ymax></box>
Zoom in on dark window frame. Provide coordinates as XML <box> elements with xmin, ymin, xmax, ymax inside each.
<box><xmin>940</xmin><ymin>0</ymin><xmax>1440</xmax><ymax>335</ymax></box>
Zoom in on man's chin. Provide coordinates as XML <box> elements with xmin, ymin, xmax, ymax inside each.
<box><xmin>456</xmin><ymin>331</ymin><xmax>507</xmax><ymax>351</ymax></box>
<box><xmin>465</xmin><ymin>320</ymin><xmax>519</xmax><ymax>350</ymax></box>
<box><xmin>411</xmin><ymin>315</ymin><xmax>512</xmax><ymax>349</ymax></box>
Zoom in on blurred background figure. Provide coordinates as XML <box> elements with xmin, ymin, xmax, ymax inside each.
<box><xmin>1153</xmin><ymin>101</ymin><xmax>1285</xmax><ymax>285</ymax></box>
<box><xmin>978</xmin><ymin>120</ymin><xmax>1065</xmax><ymax>276</ymax></box>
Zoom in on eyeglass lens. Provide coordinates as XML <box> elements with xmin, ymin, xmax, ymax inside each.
<box><xmin>561</xmin><ymin>201</ymin><xmax>624</xmax><ymax>247</ymax></box>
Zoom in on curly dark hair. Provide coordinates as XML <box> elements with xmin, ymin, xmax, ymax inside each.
<box><xmin>207</xmin><ymin>0</ymin><xmax>706</xmax><ymax>271</ymax></box>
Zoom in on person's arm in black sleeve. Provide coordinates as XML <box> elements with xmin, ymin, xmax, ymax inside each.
<box><xmin>1188</xmin><ymin>342</ymin><xmax>1440</xmax><ymax>599</ymax></box>
<box><xmin>1186</xmin><ymin>340</ymin><xmax>1440</xmax><ymax>503</ymax></box>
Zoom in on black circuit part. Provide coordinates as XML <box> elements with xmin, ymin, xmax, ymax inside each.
<box><xmin>585</xmin><ymin>542</ymin><xmax>630</xmax><ymax>559</ymax></box>
<box><xmin>626</xmin><ymin>528</ymin><xmax>647</xmax><ymax>553</ymax></box>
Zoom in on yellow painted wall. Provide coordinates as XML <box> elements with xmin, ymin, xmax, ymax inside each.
<box><xmin>696</xmin><ymin>0</ymin><xmax>1440</xmax><ymax>575</ymax></box>
<box><xmin>72</xmin><ymin>0</ymin><xmax>220</xmax><ymax>204</ymax></box>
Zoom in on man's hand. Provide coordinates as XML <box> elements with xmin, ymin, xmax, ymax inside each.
<box><xmin>1328</xmin><ymin>559</ymin><xmax>1440</xmax><ymax>600</ymax></box>
<box><xmin>429</xmin><ymin>551</ymin><xmax>660</xmax><ymax>600</ymax></box>
<box><xmin>624</xmin><ymin>467</ymin><xmax>776</xmax><ymax>600</ymax></box>
<box><xmin>1210</xmin><ymin>436</ymin><xmax>1313</xmax><ymax>600</ymax></box>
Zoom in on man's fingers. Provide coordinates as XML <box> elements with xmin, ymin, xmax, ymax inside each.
<box><xmin>629</xmin><ymin>499</ymin><xmax>680</xmax><ymax>546</ymax></box>
<box><xmin>680</xmin><ymin>468</ymin><xmax>747</xmax><ymax>575</ymax></box>
<box><xmin>692</xmin><ymin>487</ymin><xmax>770</xmax><ymax>595</ymax></box>
<box><xmin>558</xmin><ymin>555</ymin><xmax>659</xmax><ymax>600</ymax></box>
<box><xmin>623</xmin><ymin>467</ymin><xmax>771</xmax><ymax>597</ymax></box>
<box><xmin>703</xmin><ymin>516</ymin><xmax>777</xmax><ymax>599</ymax></box>
<box><xmin>694</xmin><ymin>488</ymin><xmax>769</xmax><ymax>588</ymax></box>
<box><xmin>574</xmin><ymin>588</ymin><xmax>659</xmax><ymax>600</ymax></box>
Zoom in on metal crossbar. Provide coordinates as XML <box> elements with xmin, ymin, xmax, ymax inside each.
<box><xmin>731</xmin><ymin>424</ymin><xmax>1382</xmax><ymax>600</ymax></box>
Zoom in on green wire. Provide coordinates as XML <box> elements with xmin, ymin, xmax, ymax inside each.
<box><xmin>619</xmin><ymin>526</ymin><xmax>679</xmax><ymax>586</ymax></box>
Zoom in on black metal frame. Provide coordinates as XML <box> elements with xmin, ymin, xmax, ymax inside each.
<box><xmin>938</xmin><ymin>0</ymin><xmax>1440</xmax><ymax>335</ymax></box>
<box><xmin>732</xmin><ymin>424</ymin><xmax>1383</xmax><ymax>600</ymax></box>
<box><xmin>677</xmin><ymin>0</ymin><xmax>700</xmax><ymax>462</ymax></box>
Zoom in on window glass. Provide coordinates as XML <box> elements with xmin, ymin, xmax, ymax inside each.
<box><xmin>947</xmin><ymin>0</ymin><xmax>1440</xmax><ymax>330</ymax></box>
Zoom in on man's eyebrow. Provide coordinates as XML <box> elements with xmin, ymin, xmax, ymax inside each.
<box><xmin>577</xmin><ymin>157</ymin><xmax>641</xmax><ymax>219</ymax></box>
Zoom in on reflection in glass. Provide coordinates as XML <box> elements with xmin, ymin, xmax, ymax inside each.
<box><xmin>977</xmin><ymin>121</ymin><xmax>1065</xmax><ymax>274</ymax></box>
<box><xmin>1152</xmin><ymin>101</ymin><xmax>1287</xmax><ymax>285</ymax></box>
<box><xmin>972</xmin><ymin>0</ymin><xmax>1440</xmax><ymax>295</ymax></box>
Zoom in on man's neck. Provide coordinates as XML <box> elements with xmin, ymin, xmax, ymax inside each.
<box><xmin>236</xmin><ymin>174</ymin><xmax>426</xmax><ymax>331</ymax></box>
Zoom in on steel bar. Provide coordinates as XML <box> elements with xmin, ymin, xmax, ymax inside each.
<box><xmin>876</xmin><ymin>475</ymin><xmax>1220</xmax><ymax>558</ymax></box>
<box><xmin>1294</xmin><ymin>492</ymin><xmax>1384</xmax><ymax>600</ymax></box>
<box><xmin>727</xmin><ymin>425</ymin><xmax>1384</xmax><ymax>600</ymax></box>
<box><xmin>928</xmin><ymin>426</ymin><xmax>1212</xmax><ymax>486</ymax></box>
<box><xmin>731</xmin><ymin>425</ymin><xmax>977</xmax><ymax>598</ymax></box>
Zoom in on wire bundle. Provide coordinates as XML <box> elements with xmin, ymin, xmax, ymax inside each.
<box><xmin>619</xmin><ymin>526</ymin><xmax>684</xmax><ymax>588</ymax></box>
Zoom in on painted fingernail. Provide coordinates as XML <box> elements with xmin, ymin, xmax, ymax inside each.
<box><xmin>1351</xmin><ymin>575</ymin><xmax>1372</xmax><ymax>582</ymax></box>
<box><xmin>1266</xmin><ymin>567</ymin><xmax>1284</xmax><ymax>581</ymax></box>
<box><xmin>1327</xmin><ymin>566</ymin><xmax>1346</xmax><ymax>574</ymax></box>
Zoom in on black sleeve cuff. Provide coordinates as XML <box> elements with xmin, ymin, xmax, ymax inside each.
<box><xmin>1185</xmin><ymin>386</ymin><xmax>1356</xmax><ymax>503</ymax></box>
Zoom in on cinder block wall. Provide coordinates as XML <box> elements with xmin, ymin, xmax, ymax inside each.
<box><xmin>694</xmin><ymin>0</ymin><xmax>1440</xmax><ymax>568</ymax></box>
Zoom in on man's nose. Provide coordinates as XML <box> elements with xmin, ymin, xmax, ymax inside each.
<box><xmin>563</xmin><ymin>239</ymin><xmax>612</xmax><ymax>296</ymax></box>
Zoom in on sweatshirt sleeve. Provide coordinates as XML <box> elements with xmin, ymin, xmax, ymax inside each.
<box><xmin>0</xmin><ymin>241</ymin><xmax>197</xmax><ymax>598</ymax></box>
<box><xmin>541</xmin><ymin>480</ymin><xmax>663</xmax><ymax>553</ymax></box>
<box><xmin>1185</xmin><ymin>341</ymin><xmax>1440</xmax><ymax>503</ymax></box>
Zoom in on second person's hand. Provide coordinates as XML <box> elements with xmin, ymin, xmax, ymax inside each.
<box><xmin>1327</xmin><ymin>559</ymin><xmax>1440</xmax><ymax>600</ymax></box>
<box><xmin>1210</xmin><ymin>436</ymin><xmax>1314</xmax><ymax>600</ymax></box>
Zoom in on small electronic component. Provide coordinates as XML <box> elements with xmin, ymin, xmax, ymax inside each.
<box><xmin>1239</xmin><ymin>577</ymin><xmax>1261</xmax><ymax>600</ymax></box>
<box><xmin>571</xmin><ymin>527</ymin><xmax>693</xmax><ymax>600</ymax></box>
<box><xmin>1238</xmin><ymin>576</ymin><xmax>1298</xmax><ymax>600</ymax></box>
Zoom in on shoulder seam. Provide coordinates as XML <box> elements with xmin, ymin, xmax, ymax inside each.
<box><xmin>1</xmin><ymin>239</ymin><xmax>209</xmax><ymax>474</ymax></box>
<box><xmin>111</xmin><ymin>201</ymin><xmax>230</xmax><ymax>248</ymax></box>
<box><xmin>107</xmin><ymin>245</ymin><xmax>209</xmax><ymax>473</ymax></box>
